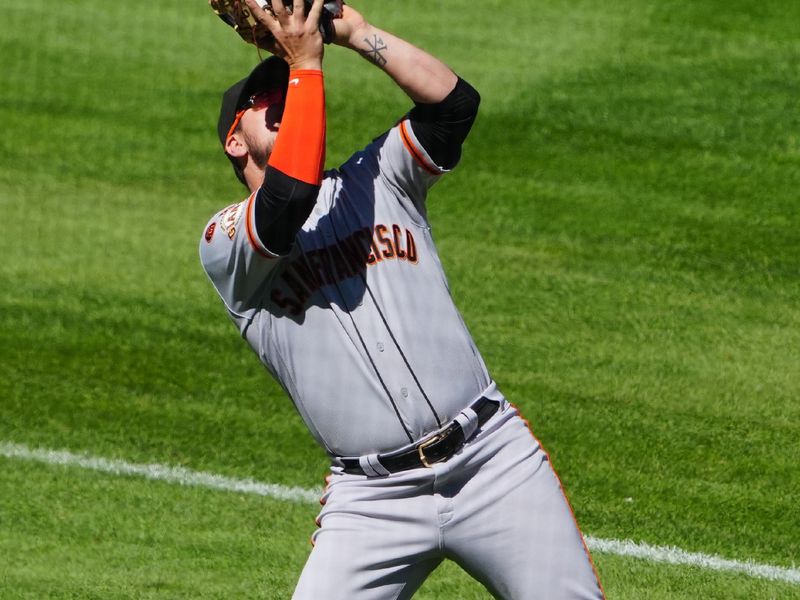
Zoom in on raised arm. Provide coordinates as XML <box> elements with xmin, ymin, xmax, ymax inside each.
<box><xmin>333</xmin><ymin>5</ymin><xmax>480</xmax><ymax>170</ymax></box>
<box><xmin>239</xmin><ymin>0</ymin><xmax>327</xmax><ymax>255</ymax></box>
<box><xmin>333</xmin><ymin>7</ymin><xmax>455</xmax><ymax>103</ymax></box>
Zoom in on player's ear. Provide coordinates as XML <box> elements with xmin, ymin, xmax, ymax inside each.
<box><xmin>225</xmin><ymin>132</ymin><xmax>248</xmax><ymax>159</ymax></box>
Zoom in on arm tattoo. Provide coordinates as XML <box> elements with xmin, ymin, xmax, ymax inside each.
<box><xmin>360</xmin><ymin>34</ymin><xmax>388</xmax><ymax>67</ymax></box>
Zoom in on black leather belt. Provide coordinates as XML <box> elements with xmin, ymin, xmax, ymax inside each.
<box><xmin>341</xmin><ymin>396</ymin><xmax>500</xmax><ymax>476</ymax></box>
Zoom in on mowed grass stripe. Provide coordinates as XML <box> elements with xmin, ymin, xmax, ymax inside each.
<box><xmin>4</xmin><ymin>440</ymin><xmax>798</xmax><ymax>587</ymax></box>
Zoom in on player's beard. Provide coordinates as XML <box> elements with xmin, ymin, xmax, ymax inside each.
<box><xmin>243</xmin><ymin>131</ymin><xmax>269</xmax><ymax>170</ymax></box>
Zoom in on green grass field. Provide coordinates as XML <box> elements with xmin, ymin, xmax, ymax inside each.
<box><xmin>1</xmin><ymin>0</ymin><xmax>799</xmax><ymax>597</ymax></box>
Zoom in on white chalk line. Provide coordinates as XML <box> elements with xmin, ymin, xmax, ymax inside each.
<box><xmin>2</xmin><ymin>440</ymin><xmax>798</xmax><ymax>586</ymax></box>
<box><xmin>0</xmin><ymin>440</ymin><xmax>319</xmax><ymax>505</ymax></box>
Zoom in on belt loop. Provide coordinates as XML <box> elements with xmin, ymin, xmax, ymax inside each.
<box><xmin>455</xmin><ymin>407</ymin><xmax>479</xmax><ymax>441</ymax></box>
<box><xmin>358</xmin><ymin>454</ymin><xmax>391</xmax><ymax>477</ymax></box>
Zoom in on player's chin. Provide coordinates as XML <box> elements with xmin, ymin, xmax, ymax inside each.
<box><xmin>249</xmin><ymin>148</ymin><xmax>269</xmax><ymax>170</ymax></box>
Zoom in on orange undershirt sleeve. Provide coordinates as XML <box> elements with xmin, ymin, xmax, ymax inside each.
<box><xmin>267</xmin><ymin>69</ymin><xmax>326</xmax><ymax>186</ymax></box>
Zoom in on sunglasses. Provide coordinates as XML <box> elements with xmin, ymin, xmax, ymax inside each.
<box><xmin>226</xmin><ymin>89</ymin><xmax>285</xmax><ymax>142</ymax></box>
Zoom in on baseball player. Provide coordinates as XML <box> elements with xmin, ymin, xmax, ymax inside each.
<box><xmin>200</xmin><ymin>1</ymin><xmax>605</xmax><ymax>598</ymax></box>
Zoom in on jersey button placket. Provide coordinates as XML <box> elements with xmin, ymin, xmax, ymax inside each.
<box><xmin>363</xmin><ymin>329</ymin><xmax>413</xmax><ymax>438</ymax></box>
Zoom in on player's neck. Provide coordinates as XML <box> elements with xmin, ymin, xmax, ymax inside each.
<box><xmin>244</xmin><ymin>165</ymin><xmax>266</xmax><ymax>195</ymax></box>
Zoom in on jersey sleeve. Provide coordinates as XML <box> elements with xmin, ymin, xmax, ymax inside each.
<box><xmin>374</xmin><ymin>118</ymin><xmax>449</xmax><ymax>205</ymax></box>
<box><xmin>199</xmin><ymin>193</ymin><xmax>282</xmax><ymax>323</ymax></box>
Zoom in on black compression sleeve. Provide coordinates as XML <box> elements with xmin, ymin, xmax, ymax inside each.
<box><xmin>253</xmin><ymin>165</ymin><xmax>319</xmax><ymax>255</ymax></box>
<box><xmin>408</xmin><ymin>77</ymin><xmax>481</xmax><ymax>170</ymax></box>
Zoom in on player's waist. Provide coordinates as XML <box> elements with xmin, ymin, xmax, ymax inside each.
<box><xmin>337</xmin><ymin>383</ymin><xmax>505</xmax><ymax>477</ymax></box>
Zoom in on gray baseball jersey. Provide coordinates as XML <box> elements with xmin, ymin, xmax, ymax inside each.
<box><xmin>200</xmin><ymin>119</ymin><xmax>492</xmax><ymax>458</ymax></box>
<box><xmin>202</xmin><ymin>115</ymin><xmax>605</xmax><ymax>600</ymax></box>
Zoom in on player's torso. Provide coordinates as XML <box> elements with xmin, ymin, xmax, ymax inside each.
<box><xmin>248</xmin><ymin>155</ymin><xmax>490</xmax><ymax>457</ymax></box>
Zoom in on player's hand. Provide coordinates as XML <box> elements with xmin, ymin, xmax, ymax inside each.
<box><xmin>330</xmin><ymin>3</ymin><xmax>368</xmax><ymax>48</ymax></box>
<box><xmin>245</xmin><ymin>0</ymin><xmax>325</xmax><ymax>70</ymax></box>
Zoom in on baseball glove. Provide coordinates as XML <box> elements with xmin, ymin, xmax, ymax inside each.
<box><xmin>211</xmin><ymin>0</ymin><xmax>343</xmax><ymax>46</ymax></box>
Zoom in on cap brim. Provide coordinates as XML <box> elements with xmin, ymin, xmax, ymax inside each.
<box><xmin>217</xmin><ymin>56</ymin><xmax>290</xmax><ymax>147</ymax></box>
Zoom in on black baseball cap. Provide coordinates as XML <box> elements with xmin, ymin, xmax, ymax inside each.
<box><xmin>217</xmin><ymin>56</ymin><xmax>289</xmax><ymax>184</ymax></box>
<box><xmin>218</xmin><ymin>56</ymin><xmax>290</xmax><ymax>146</ymax></box>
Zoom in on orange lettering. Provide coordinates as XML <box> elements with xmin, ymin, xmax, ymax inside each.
<box><xmin>376</xmin><ymin>224</ymin><xmax>395</xmax><ymax>259</ymax></box>
<box><xmin>393</xmin><ymin>224</ymin><xmax>406</xmax><ymax>259</ymax></box>
<box><xmin>406</xmin><ymin>229</ymin><xmax>418</xmax><ymax>263</ymax></box>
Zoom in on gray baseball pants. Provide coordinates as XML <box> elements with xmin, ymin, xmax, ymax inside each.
<box><xmin>292</xmin><ymin>402</ymin><xmax>605</xmax><ymax>599</ymax></box>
